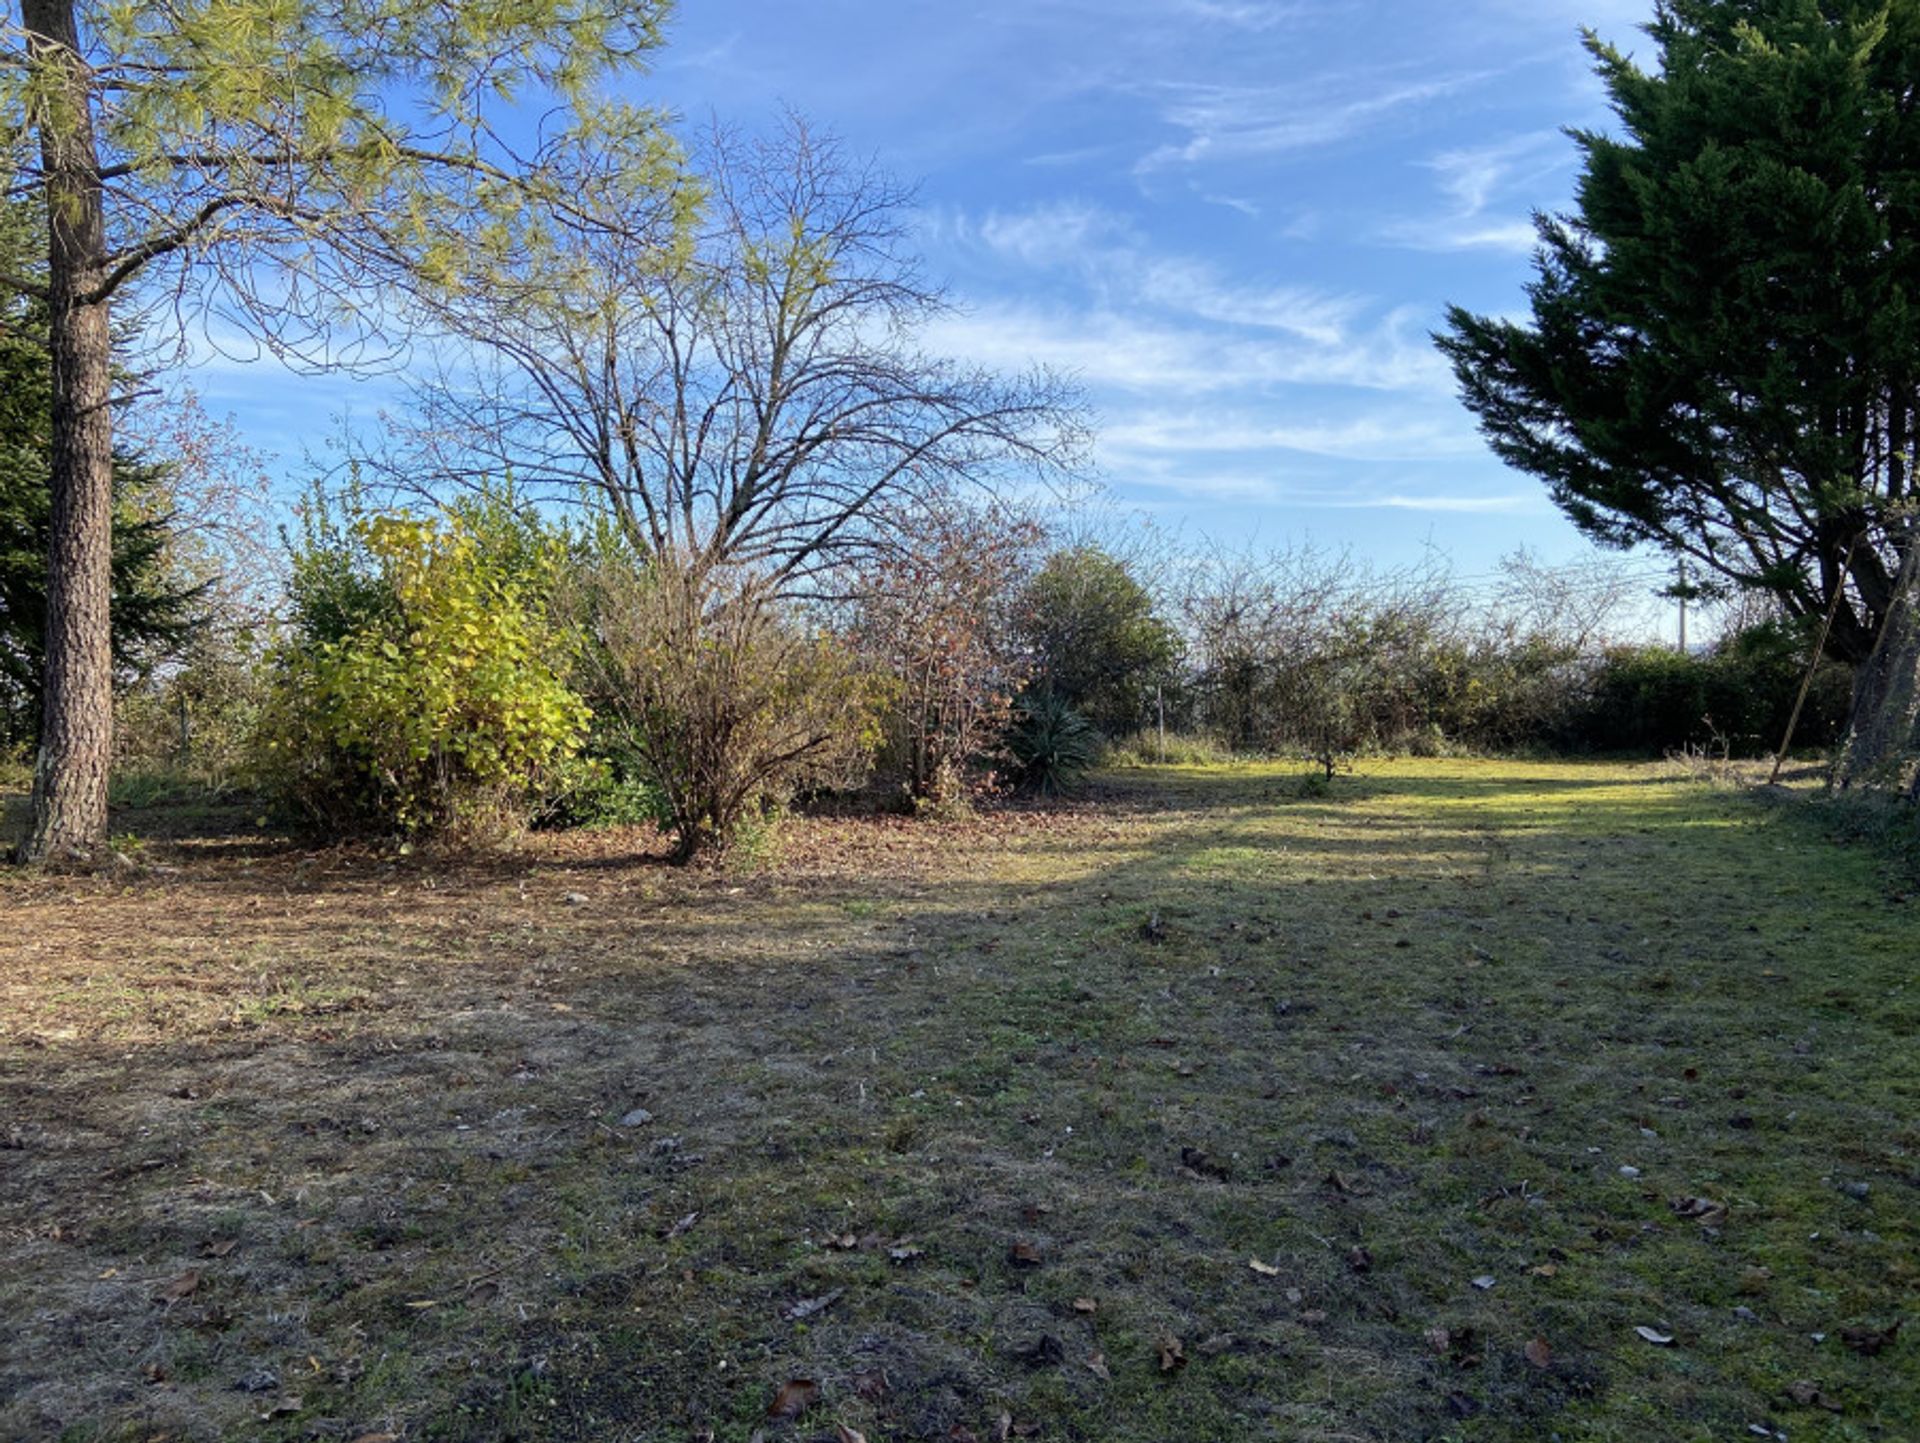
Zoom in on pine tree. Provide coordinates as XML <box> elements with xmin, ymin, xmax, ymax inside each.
<box><xmin>1</xmin><ymin>0</ymin><xmax>678</xmax><ymax>859</ymax></box>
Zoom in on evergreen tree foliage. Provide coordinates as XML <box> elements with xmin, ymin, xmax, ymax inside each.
<box><xmin>0</xmin><ymin>204</ymin><xmax>202</xmax><ymax>747</ymax></box>
<box><xmin>1439</xmin><ymin>0</ymin><xmax>1920</xmax><ymax>663</ymax></box>
<box><xmin>1016</xmin><ymin>546</ymin><xmax>1178</xmax><ymax>735</ymax></box>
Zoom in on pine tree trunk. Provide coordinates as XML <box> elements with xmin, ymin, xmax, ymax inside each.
<box><xmin>22</xmin><ymin>0</ymin><xmax>115</xmax><ymax>862</ymax></box>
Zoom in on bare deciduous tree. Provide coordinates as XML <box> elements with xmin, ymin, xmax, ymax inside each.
<box><xmin>396</xmin><ymin>115</ymin><xmax>1084</xmax><ymax>591</ymax></box>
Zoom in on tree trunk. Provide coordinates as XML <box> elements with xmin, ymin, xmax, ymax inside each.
<box><xmin>22</xmin><ymin>0</ymin><xmax>115</xmax><ymax>862</ymax></box>
<box><xmin>1835</xmin><ymin>534</ymin><xmax>1920</xmax><ymax>793</ymax></box>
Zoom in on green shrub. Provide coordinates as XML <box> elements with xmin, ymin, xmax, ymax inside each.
<box><xmin>114</xmin><ymin>629</ymin><xmax>274</xmax><ymax>795</ymax></box>
<box><xmin>1015</xmin><ymin>547</ymin><xmax>1179</xmax><ymax>735</ymax></box>
<box><xmin>1563</xmin><ymin>623</ymin><xmax>1851</xmax><ymax>757</ymax></box>
<box><xmin>1005</xmin><ymin>691</ymin><xmax>1097</xmax><ymax>794</ymax></box>
<box><xmin>262</xmin><ymin>505</ymin><xmax>589</xmax><ymax>840</ymax></box>
<box><xmin>108</xmin><ymin>765</ymin><xmax>228</xmax><ymax>809</ymax></box>
<box><xmin>540</xmin><ymin>752</ymin><xmax>670</xmax><ymax>830</ymax></box>
<box><xmin>0</xmin><ymin>746</ymin><xmax>31</xmax><ymax>789</ymax></box>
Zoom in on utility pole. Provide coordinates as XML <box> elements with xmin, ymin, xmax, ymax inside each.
<box><xmin>1676</xmin><ymin>557</ymin><xmax>1689</xmax><ymax>653</ymax></box>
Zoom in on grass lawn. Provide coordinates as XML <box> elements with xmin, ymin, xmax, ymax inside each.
<box><xmin>1</xmin><ymin>758</ymin><xmax>1915</xmax><ymax>1442</ymax></box>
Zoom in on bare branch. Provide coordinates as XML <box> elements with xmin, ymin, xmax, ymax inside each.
<box><xmin>387</xmin><ymin>113</ymin><xmax>1085</xmax><ymax>590</ymax></box>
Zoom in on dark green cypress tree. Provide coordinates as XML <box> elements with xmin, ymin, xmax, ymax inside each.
<box><xmin>1438</xmin><ymin>0</ymin><xmax>1920</xmax><ymax>664</ymax></box>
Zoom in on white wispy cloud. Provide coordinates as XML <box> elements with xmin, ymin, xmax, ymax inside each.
<box><xmin>924</xmin><ymin>300</ymin><xmax>1448</xmax><ymax>396</ymax></box>
<box><xmin>1099</xmin><ymin>455</ymin><xmax>1544</xmax><ymax>514</ymax></box>
<box><xmin>931</xmin><ymin>197</ymin><xmax>1484</xmax><ymax>513</ymax></box>
<box><xmin>1171</xmin><ymin>0</ymin><xmax>1319</xmax><ymax>30</ymax></box>
<box><xmin>1379</xmin><ymin>130</ymin><xmax>1568</xmax><ymax>253</ymax></box>
<box><xmin>1135</xmin><ymin>67</ymin><xmax>1496</xmax><ymax>172</ymax></box>
<box><xmin>1198</xmin><ymin>190</ymin><xmax>1262</xmax><ymax>217</ymax></box>
<box><xmin>975</xmin><ymin>199</ymin><xmax>1131</xmax><ymax>266</ymax></box>
<box><xmin>1431</xmin><ymin>132</ymin><xmax>1564</xmax><ymax>211</ymax></box>
<box><xmin>967</xmin><ymin>200</ymin><xmax>1369</xmax><ymax>348</ymax></box>
<box><xmin>1361</xmin><ymin>492</ymin><xmax>1543</xmax><ymax>513</ymax></box>
<box><xmin>1391</xmin><ymin>218</ymin><xmax>1542</xmax><ymax>253</ymax></box>
<box><xmin>1102</xmin><ymin>410</ymin><xmax>1483</xmax><ymax>462</ymax></box>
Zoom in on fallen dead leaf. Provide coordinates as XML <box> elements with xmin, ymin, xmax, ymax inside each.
<box><xmin>766</xmin><ymin>1378</ymin><xmax>820</xmax><ymax>1421</ymax></box>
<box><xmin>1435</xmin><ymin>1326</ymin><xmax>1482</xmax><ymax>1367</ymax></box>
<box><xmin>1248</xmin><ymin>1258</ymin><xmax>1281</xmax><ymax>1278</ymax></box>
<box><xmin>1013</xmin><ymin>1334</ymin><xmax>1064</xmax><ymax>1368</ymax></box>
<box><xmin>850</xmin><ymin>1368</ymin><xmax>888</xmax><ymax>1402</ymax></box>
<box><xmin>1670</xmin><ymin>1196</ymin><xmax>1729</xmax><ymax>1225</ymax></box>
<box><xmin>1840</xmin><ymin>1320</ymin><xmax>1901</xmax><ymax>1356</ymax></box>
<box><xmin>1072</xmin><ymin>1296</ymin><xmax>1098</xmax><ymax>1313</ymax></box>
<box><xmin>1785</xmin><ymin>1379</ymin><xmax>1839</xmax><ymax>1411</ymax></box>
<box><xmin>665</xmin><ymin>1211</ymin><xmax>700</xmax><ymax>1239</ymax></box>
<box><xmin>152</xmin><ymin>1270</ymin><xmax>201</xmax><ymax>1303</ymax></box>
<box><xmin>1007</xmin><ymin>1240</ymin><xmax>1043</xmax><ymax>1268</ymax></box>
<box><xmin>1524</xmin><ymin>1337</ymin><xmax>1553</xmax><ymax>1370</ymax></box>
<box><xmin>1634</xmin><ymin>1326</ymin><xmax>1675</xmax><ymax>1346</ymax></box>
<box><xmin>1179</xmin><ymin>1145</ymin><xmax>1229</xmax><ymax>1179</ymax></box>
<box><xmin>1157</xmin><ymin>1334</ymin><xmax>1187</xmax><ymax>1373</ymax></box>
<box><xmin>836</xmin><ymin>1426</ymin><xmax>868</xmax><ymax>1443</ymax></box>
<box><xmin>785</xmin><ymin>1289</ymin><xmax>844</xmax><ymax>1321</ymax></box>
<box><xmin>347</xmin><ymin>1434</ymin><xmax>400</xmax><ymax>1443</ymax></box>
<box><xmin>1085</xmin><ymin>1351</ymin><xmax>1110</xmax><ymax>1380</ymax></box>
<box><xmin>199</xmin><ymin>1238</ymin><xmax>237</xmax><ymax>1258</ymax></box>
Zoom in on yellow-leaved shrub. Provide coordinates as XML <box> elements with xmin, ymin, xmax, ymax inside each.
<box><xmin>261</xmin><ymin>507</ymin><xmax>589</xmax><ymax>840</ymax></box>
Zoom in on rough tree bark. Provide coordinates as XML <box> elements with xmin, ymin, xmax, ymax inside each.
<box><xmin>22</xmin><ymin>0</ymin><xmax>115</xmax><ymax>862</ymax></box>
<box><xmin>1835</xmin><ymin>533</ymin><xmax>1920</xmax><ymax>795</ymax></box>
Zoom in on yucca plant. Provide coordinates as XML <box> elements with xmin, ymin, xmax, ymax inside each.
<box><xmin>1006</xmin><ymin>690</ymin><xmax>1097</xmax><ymax>795</ymax></box>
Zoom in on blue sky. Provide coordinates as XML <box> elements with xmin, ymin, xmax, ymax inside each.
<box><xmin>193</xmin><ymin>0</ymin><xmax>1666</xmax><ymax>586</ymax></box>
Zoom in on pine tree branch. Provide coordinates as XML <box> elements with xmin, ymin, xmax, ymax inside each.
<box><xmin>0</xmin><ymin>268</ymin><xmax>51</xmax><ymax>302</ymax></box>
